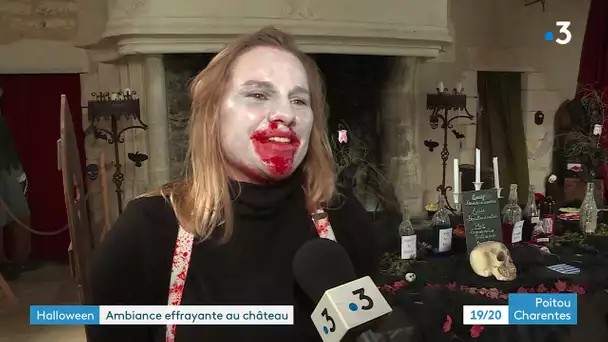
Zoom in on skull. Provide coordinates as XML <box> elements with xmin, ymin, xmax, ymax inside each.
<box><xmin>469</xmin><ymin>241</ymin><xmax>516</xmax><ymax>281</ymax></box>
<box><xmin>405</xmin><ymin>272</ymin><xmax>416</xmax><ymax>283</ymax></box>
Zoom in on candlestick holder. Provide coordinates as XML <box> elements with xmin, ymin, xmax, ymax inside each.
<box><xmin>427</xmin><ymin>87</ymin><xmax>475</xmax><ymax>212</ymax></box>
<box><xmin>473</xmin><ymin>182</ymin><xmax>484</xmax><ymax>191</ymax></box>
<box><xmin>452</xmin><ymin>193</ymin><xmax>461</xmax><ymax>213</ymax></box>
<box><xmin>496</xmin><ymin>187</ymin><xmax>503</xmax><ymax>198</ymax></box>
<box><xmin>452</xmin><ymin>192</ymin><xmax>460</xmax><ymax>205</ymax></box>
<box><xmin>87</xmin><ymin>90</ymin><xmax>147</xmax><ymax>214</ymax></box>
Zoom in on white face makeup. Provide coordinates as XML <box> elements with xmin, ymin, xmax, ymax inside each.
<box><xmin>220</xmin><ymin>46</ymin><xmax>314</xmax><ymax>183</ymax></box>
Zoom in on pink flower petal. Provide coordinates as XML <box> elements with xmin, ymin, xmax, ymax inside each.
<box><xmin>555</xmin><ymin>280</ymin><xmax>568</xmax><ymax>292</ymax></box>
<box><xmin>470</xmin><ymin>325</ymin><xmax>484</xmax><ymax>338</ymax></box>
<box><xmin>443</xmin><ymin>315</ymin><xmax>453</xmax><ymax>333</ymax></box>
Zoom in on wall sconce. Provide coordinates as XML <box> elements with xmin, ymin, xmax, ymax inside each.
<box><xmin>426</xmin><ymin>82</ymin><xmax>474</xmax><ymax>211</ymax></box>
<box><xmin>88</xmin><ymin>89</ymin><xmax>147</xmax><ymax>214</ymax></box>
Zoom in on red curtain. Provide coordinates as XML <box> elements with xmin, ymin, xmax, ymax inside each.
<box><xmin>0</xmin><ymin>74</ymin><xmax>85</xmax><ymax>261</ymax></box>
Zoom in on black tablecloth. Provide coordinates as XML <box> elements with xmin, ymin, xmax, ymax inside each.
<box><xmin>373</xmin><ymin>232</ymin><xmax>608</xmax><ymax>342</ymax></box>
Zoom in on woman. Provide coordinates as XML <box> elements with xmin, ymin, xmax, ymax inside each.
<box><xmin>86</xmin><ymin>26</ymin><xmax>379</xmax><ymax>342</ymax></box>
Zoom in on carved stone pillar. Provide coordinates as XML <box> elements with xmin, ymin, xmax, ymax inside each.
<box><xmin>143</xmin><ymin>55</ymin><xmax>170</xmax><ymax>188</ymax></box>
<box><xmin>381</xmin><ymin>57</ymin><xmax>423</xmax><ymax>212</ymax></box>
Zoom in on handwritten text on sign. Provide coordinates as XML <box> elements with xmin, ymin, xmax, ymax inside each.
<box><xmin>461</xmin><ymin>189</ymin><xmax>502</xmax><ymax>252</ymax></box>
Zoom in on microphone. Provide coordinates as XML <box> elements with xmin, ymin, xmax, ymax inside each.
<box><xmin>293</xmin><ymin>239</ymin><xmax>392</xmax><ymax>342</ymax></box>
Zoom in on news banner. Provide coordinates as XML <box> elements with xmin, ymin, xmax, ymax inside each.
<box><xmin>30</xmin><ymin>294</ymin><xmax>577</xmax><ymax>326</ymax></box>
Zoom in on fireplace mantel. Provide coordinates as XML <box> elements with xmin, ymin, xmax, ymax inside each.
<box><xmin>98</xmin><ymin>0</ymin><xmax>450</xmax><ymax>59</ymax></box>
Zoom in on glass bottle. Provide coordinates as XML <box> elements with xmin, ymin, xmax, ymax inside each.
<box><xmin>502</xmin><ymin>184</ymin><xmax>522</xmax><ymax>245</ymax></box>
<box><xmin>523</xmin><ymin>185</ymin><xmax>540</xmax><ymax>241</ymax></box>
<box><xmin>579</xmin><ymin>182</ymin><xmax>598</xmax><ymax>233</ymax></box>
<box><xmin>541</xmin><ymin>195</ymin><xmax>556</xmax><ymax>235</ymax></box>
<box><xmin>399</xmin><ymin>205</ymin><xmax>416</xmax><ymax>260</ymax></box>
<box><xmin>431</xmin><ymin>195</ymin><xmax>452</xmax><ymax>254</ymax></box>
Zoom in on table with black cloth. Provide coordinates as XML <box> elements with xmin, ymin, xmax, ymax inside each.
<box><xmin>371</xmin><ymin>228</ymin><xmax>608</xmax><ymax>342</ymax></box>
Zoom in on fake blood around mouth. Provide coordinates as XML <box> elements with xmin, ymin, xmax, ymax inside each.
<box><xmin>250</xmin><ymin>129</ymin><xmax>300</xmax><ymax>176</ymax></box>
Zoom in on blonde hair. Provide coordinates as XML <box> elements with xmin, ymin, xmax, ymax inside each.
<box><xmin>152</xmin><ymin>27</ymin><xmax>336</xmax><ymax>242</ymax></box>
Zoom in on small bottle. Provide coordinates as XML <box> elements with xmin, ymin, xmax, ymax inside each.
<box><xmin>502</xmin><ymin>184</ymin><xmax>522</xmax><ymax>245</ymax></box>
<box><xmin>541</xmin><ymin>195</ymin><xmax>556</xmax><ymax>235</ymax></box>
<box><xmin>431</xmin><ymin>195</ymin><xmax>452</xmax><ymax>254</ymax></box>
<box><xmin>399</xmin><ymin>205</ymin><xmax>416</xmax><ymax>260</ymax></box>
<box><xmin>523</xmin><ymin>185</ymin><xmax>540</xmax><ymax>241</ymax></box>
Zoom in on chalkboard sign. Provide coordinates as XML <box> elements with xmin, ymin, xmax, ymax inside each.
<box><xmin>461</xmin><ymin>189</ymin><xmax>502</xmax><ymax>252</ymax></box>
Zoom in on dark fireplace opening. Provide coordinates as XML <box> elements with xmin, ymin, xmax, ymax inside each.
<box><xmin>164</xmin><ymin>54</ymin><xmax>396</xmax><ymax>209</ymax></box>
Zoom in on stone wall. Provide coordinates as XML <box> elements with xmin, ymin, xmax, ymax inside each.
<box><xmin>0</xmin><ymin>0</ymin><xmax>79</xmax><ymax>44</ymax></box>
<box><xmin>164</xmin><ymin>54</ymin><xmax>212</xmax><ymax>179</ymax></box>
<box><xmin>381</xmin><ymin>57</ymin><xmax>423</xmax><ymax>211</ymax></box>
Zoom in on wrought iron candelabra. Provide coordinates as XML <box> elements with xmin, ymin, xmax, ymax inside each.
<box><xmin>88</xmin><ymin>90</ymin><xmax>147</xmax><ymax>214</ymax></box>
<box><xmin>426</xmin><ymin>86</ymin><xmax>475</xmax><ymax>211</ymax></box>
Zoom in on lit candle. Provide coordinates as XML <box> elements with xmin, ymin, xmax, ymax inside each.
<box><xmin>453</xmin><ymin>158</ymin><xmax>460</xmax><ymax>194</ymax></box>
<box><xmin>493</xmin><ymin>157</ymin><xmax>500</xmax><ymax>189</ymax></box>
<box><xmin>475</xmin><ymin>148</ymin><xmax>481</xmax><ymax>183</ymax></box>
<box><xmin>438</xmin><ymin>81</ymin><xmax>445</xmax><ymax>92</ymax></box>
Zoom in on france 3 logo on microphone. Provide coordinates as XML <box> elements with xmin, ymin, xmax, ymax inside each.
<box><xmin>310</xmin><ymin>276</ymin><xmax>392</xmax><ymax>342</ymax></box>
<box><xmin>544</xmin><ymin>21</ymin><xmax>572</xmax><ymax>45</ymax></box>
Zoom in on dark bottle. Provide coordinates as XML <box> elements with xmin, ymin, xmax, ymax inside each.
<box><xmin>431</xmin><ymin>195</ymin><xmax>452</xmax><ymax>254</ymax></box>
<box><xmin>541</xmin><ymin>195</ymin><xmax>556</xmax><ymax>235</ymax></box>
<box><xmin>502</xmin><ymin>184</ymin><xmax>522</xmax><ymax>245</ymax></box>
<box><xmin>523</xmin><ymin>185</ymin><xmax>540</xmax><ymax>241</ymax></box>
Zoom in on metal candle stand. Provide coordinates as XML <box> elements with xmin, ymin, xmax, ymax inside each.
<box><xmin>87</xmin><ymin>90</ymin><xmax>147</xmax><ymax>214</ymax></box>
<box><xmin>426</xmin><ymin>87</ymin><xmax>475</xmax><ymax>212</ymax></box>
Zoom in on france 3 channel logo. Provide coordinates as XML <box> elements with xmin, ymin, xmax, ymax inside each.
<box><xmin>463</xmin><ymin>293</ymin><xmax>578</xmax><ymax>326</ymax></box>
<box><xmin>544</xmin><ymin>21</ymin><xmax>572</xmax><ymax>45</ymax></box>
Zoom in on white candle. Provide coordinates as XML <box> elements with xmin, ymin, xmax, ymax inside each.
<box><xmin>456</xmin><ymin>82</ymin><xmax>463</xmax><ymax>92</ymax></box>
<box><xmin>438</xmin><ymin>81</ymin><xmax>445</xmax><ymax>92</ymax></box>
<box><xmin>475</xmin><ymin>148</ymin><xmax>481</xmax><ymax>183</ymax></box>
<box><xmin>453</xmin><ymin>158</ymin><xmax>460</xmax><ymax>194</ymax></box>
<box><xmin>493</xmin><ymin>157</ymin><xmax>500</xmax><ymax>189</ymax></box>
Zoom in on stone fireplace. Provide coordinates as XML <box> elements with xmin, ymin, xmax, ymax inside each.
<box><xmin>89</xmin><ymin>0</ymin><xmax>451</xmax><ymax>221</ymax></box>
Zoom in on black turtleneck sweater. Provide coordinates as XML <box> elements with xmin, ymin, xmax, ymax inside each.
<box><xmin>85</xmin><ymin>176</ymin><xmax>379</xmax><ymax>342</ymax></box>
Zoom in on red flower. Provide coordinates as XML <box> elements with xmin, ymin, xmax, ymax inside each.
<box><xmin>516</xmin><ymin>287</ymin><xmax>529</xmax><ymax>293</ymax></box>
<box><xmin>555</xmin><ymin>280</ymin><xmax>568</xmax><ymax>292</ymax></box>
<box><xmin>498</xmin><ymin>293</ymin><xmax>508</xmax><ymax>300</ymax></box>
<box><xmin>447</xmin><ymin>282</ymin><xmax>458</xmax><ymax>290</ymax></box>
<box><xmin>381</xmin><ymin>285</ymin><xmax>397</xmax><ymax>294</ymax></box>
<box><xmin>470</xmin><ymin>325</ymin><xmax>485</xmax><ymax>338</ymax></box>
<box><xmin>487</xmin><ymin>288</ymin><xmax>500</xmax><ymax>299</ymax></box>
<box><xmin>443</xmin><ymin>315</ymin><xmax>452</xmax><ymax>332</ymax></box>
<box><xmin>537</xmin><ymin>284</ymin><xmax>548</xmax><ymax>293</ymax></box>
<box><xmin>393</xmin><ymin>280</ymin><xmax>407</xmax><ymax>290</ymax></box>
<box><xmin>570</xmin><ymin>284</ymin><xmax>586</xmax><ymax>294</ymax></box>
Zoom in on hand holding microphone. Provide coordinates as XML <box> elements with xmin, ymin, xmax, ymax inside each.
<box><xmin>293</xmin><ymin>239</ymin><xmax>393</xmax><ymax>342</ymax></box>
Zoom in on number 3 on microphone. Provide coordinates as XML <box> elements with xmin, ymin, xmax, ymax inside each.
<box><xmin>352</xmin><ymin>288</ymin><xmax>374</xmax><ymax>310</ymax></box>
<box><xmin>321</xmin><ymin>308</ymin><xmax>336</xmax><ymax>333</ymax></box>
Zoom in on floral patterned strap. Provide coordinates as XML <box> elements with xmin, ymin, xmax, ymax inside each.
<box><xmin>165</xmin><ymin>209</ymin><xmax>336</xmax><ymax>341</ymax></box>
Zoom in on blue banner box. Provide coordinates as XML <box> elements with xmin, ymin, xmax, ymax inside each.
<box><xmin>31</xmin><ymin>306</ymin><xmax>100</xmax><ymax>325</ymax></box>
<box><xmin>508</xmin><ymin>293</ymin><xmax>577</xmax><ymax>325</ymax></box>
